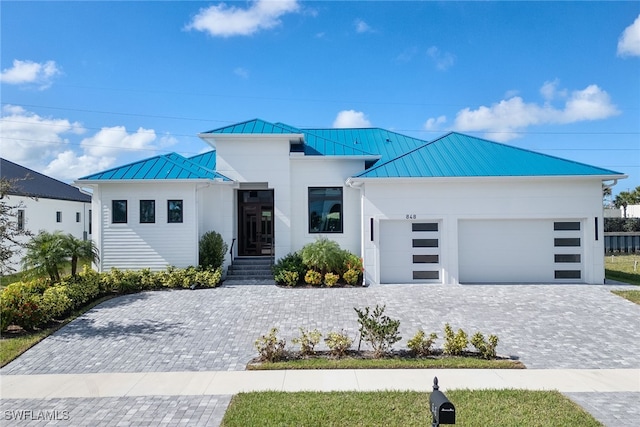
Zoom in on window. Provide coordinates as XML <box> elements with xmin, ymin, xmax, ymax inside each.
<box><xmin>412</xmin><ymin>223</ymin><xmax>438</xmax><ymax>232</ymax></box>
<box><xmin>167</xmin><ymin>200</ymin><xmax>183</xmax><ymax>223</ymax></box>
<box><xmin>76</xmin><ymin>212</ymin><xmax>81</xmax><ymax>223</ymax></box>
<box><xmin>554</xmin><ymin>238</ymin><xmax>580</xmax><ymax>247</ymax></box>
<box><xmin>89</xmin><ymin>209</ymin><xmax>92</xmax><ymax>234</ymax></box>
<box><xmin>56</xmin><ymin>211</ymin><xmax>62</xmax><ymax>223</ymax></box>
<box><xmin>554</xmin><ymin>221</ymin><xmax>580</xmax><ymax>231</ymax></box>
<box><xmin>17</xmin><ymin>209</ymin><xmax>25</xmax><ymax>231</ymax></box>
<box><xmin>140</xmin><ymin>200</ymin><xmax>156</xmax><ymax>223</ymax></box>
<box><xmin>112</xmin><ymin>200</ymin><xmax>128</xmax><ymax>223</ymax></box>
<box><xmin>308</xmin><ymin>187</ymin><xmax>343</xmax><ymax>233</ymax></box>
<box><xmin>412</xmin><ymin>239</ymin><xmax>438</xmax><ymax>248</ymax></box>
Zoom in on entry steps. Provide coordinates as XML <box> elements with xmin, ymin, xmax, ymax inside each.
<box><xmin>224</xmin><ymin>256</ymin><xmax>275</xmax><ymax>285</ymax></box>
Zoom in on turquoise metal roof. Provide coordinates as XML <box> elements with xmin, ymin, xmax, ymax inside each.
<box><xmin>354</xmin><ymin>132</ymin><xmax>624</xmax><ymax>178</ymax></box>
<box><xmin>202</xmin><ymin>119</ymin><xmax>298</xmax><ymax>135</ymax></box>
<box><xmin>78</xmin><ymin>152</ymin><xmax>231</xmax><ymax>181</ymax></box>
<box><xmin>79</xmin><ymin>119</ymin><xmax>624</xmax><ymax>182</ymax></box>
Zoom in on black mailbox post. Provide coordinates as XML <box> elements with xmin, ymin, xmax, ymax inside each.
<box><xmin>430</xmin><ymin>377</ymin><xmax>455</xmax><ymax>426</ymax></box>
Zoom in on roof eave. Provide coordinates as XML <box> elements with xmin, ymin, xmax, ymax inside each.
<box><xmin>347</xmin><ymin>173</ymin><xmax>628</xmax><ymax>184</ymax></box>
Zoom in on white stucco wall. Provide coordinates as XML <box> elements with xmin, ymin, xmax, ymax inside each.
<box><xmin>4</xmin><ymin>194</ymin><xmax>91</xmax><ymax>273</ymax></box>
<box><xmin>358</xmin><ymin>177</ymin><xmax>606</xmax><ymax>284</ymax></box>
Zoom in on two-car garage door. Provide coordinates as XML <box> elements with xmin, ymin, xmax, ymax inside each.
<box><xmin>379</xmin><ymin>219</ymin><xmax>584</xmax><ymax>284</ymax></box>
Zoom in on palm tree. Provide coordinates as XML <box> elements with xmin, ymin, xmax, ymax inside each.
<box><xmin>22</xmin><ymin>230</ymin><xmax>68</xmax><ymax>282</ymax></box>
<box><xmin>614</xmin><ymin>191</ymin><xmax>637</xmax><ymax>218</ymax></box>
<box><xmin>64</xmin><ymin>234</ymin><xmax>99</xmax><ymax>277</ymax></box>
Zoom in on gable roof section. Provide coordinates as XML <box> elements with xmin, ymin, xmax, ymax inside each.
<box><xmin>355</xmin><ymin>132</ymin><xmax>624</xmax><ymax>178</ymax></box>
<box><xmin>78</xmin><ymin>152</ymin><xmax>231</xmax><ymax>181</ymax></box>
<box><xmin>202</xmin><ymin>118</ymin><xmax>297</xmax><ymax>135</ymax></box>
<box><xmin>1</xmin><ymin>158</ymin><xmax>91</xmax><ymax>202</ymax></box>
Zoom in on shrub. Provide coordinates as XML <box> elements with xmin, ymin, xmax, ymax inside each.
<box><xmin>254</xmin><ymin>327</ymin><xmax>287</xmax><ymax>362</ymax></box>
<box><xmin>324</xmin><ymin>331</ymin><xmax>352</xmax><ymax>358</ymax></box>
<box><xmin>301</xmin><ymin>237</ymin><xmax>344</xmax><ymax>275</ymax></box>
<box><xmin>273</xmin><ymin>252</ymin><xmax>305</xmax><ymax>283</ymax></box>
<box><xmin>291</xmin><ymin>327</ymin><xmax>322</xmax><ymax>356</ymax></box>
<box><xmin>471</xmin><ymin>332</ymin><xmax>499</xmax><ymax>359</ymax></box>
<box><xmin>354</xmin><ymin>304</ymin><xmax>401</xmax><ymax>358</ymax></box>
<box><xmin>276</xmin><ymin>270</ymin><xmax>299</xmax><ymax>287</ymax></box>
<box><xmin>0</xmin><ymin>281</ymin><xmax>48</xmax><ymax>331</ymax></box>
<box><xmin>324</xmin><ymin>272</ymin><xmax>339</xmax><ymax>287</ymax></box>
<box><xmin>304</xmin><ymin>269</ymin><xmax>322</xmax><ymax>286</ymax></box>
<box><xmin>41</xmin><ymin>285</ymin><xmax>72</xmax><ymax>319</ymax></box>
<box><xmin>199</xmin><ymin>231</ymin><xmax>228</xmax><ymax>269</ymax></box>
<box><xmin>443</xmin><ymin>323</ymin><xmax>469</xmax><ymax>356</ymax></box>
<box><xmin>407</xmin><ymin>329</ymin><xmax>438</xmax><ymax>357</ymax></box>
<box><xmin>343</xmin><ymin>269</ymin><xmax>360</xmax><ymax>286</ymax></box>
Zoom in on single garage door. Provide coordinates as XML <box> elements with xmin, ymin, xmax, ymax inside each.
<box><xmin>458</xmin><ymin>219</ymin><xmax>583</xmax><ymax>283</ymax></box>
<box><xmin>380</xmin><ymin>220</ymin><xmax>441</xmax><ymax>284</ymax></box>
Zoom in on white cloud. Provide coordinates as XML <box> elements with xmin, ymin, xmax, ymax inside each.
<box><xmin>354</xmin><ymin>19</ymin><xmax>372</xmax><ymax>33</ymax></box>
<box><xmin>185</xmin><ymin>0</ymin><xmax>300</xmax><ymax>37</ymax></box>
<box><xmin>426</xmin><ymin>46</ymin><xmax>455</xmax><ymax>71</ymax></box>
<box><xmin>617</xmin><ymin>14</ymin><xmax>640</xmax><ymax>57</ymax></box>
<box><xmin>424</xmin><ymin>115</ymin><xmax>447</xmax><ymax>131</ymax></box>
<box><xmin>0</xmin><ymin>59</ymin><xmax>61</xmax><ymax>90</ymax></box>
<box><xmin>333</xmin><ymin>110</ymin><xmax>371</xmax><ymax>128</ymax></box>
<box><xmin>445</xmin><ymin>82</ymin><xmax>620</xmax><ymax>141</ymax></box>
<box><xmin>0</xmin><ymin>106</ymin><xmax>171</xmax><ymax>182</ymax></box>
<box><xmin>234</xmin><ymin>67</ymin><xmax>250</xmax><ymax>78</ymax></box>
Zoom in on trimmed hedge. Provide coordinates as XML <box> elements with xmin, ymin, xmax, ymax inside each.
<box><xmin>0</xmin><ymin>265</ymin><xmax>222</xmax><ymax>331</ymax></box>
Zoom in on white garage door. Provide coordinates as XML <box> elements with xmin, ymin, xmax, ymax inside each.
<box><xmin>458</xmin><ymin>219</ymin><xmax>583</xmax><ymax>283</ymax></box>
<box><xmin>379</xmin><ymin>220</ymin><xmax>441</xmax><ymax>284</ymax></box>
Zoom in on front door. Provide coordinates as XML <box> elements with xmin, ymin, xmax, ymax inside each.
<box><xmin>238</xmin><ymin>190</ymin><xmax>274</xmax><ymax>256</ymax></box>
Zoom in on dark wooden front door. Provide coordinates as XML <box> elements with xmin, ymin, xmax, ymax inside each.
<box><xmin>238</xmin><ymin>190</ymin><xmax>274</xmax><ymax>256</ymax></box>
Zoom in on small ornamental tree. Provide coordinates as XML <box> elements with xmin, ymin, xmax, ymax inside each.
<box><xmin>354</xmin><ymin>304</ymin><xmax>401</xmax><ymax>358</ymax></box>
<box><xmin>199</xmin><ymin>231</ymin><xmax>228</xmax><ymax>269</ymax></box>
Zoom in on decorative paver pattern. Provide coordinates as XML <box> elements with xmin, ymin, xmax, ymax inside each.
<box><xmin>1</xmin><ymin>282</ymin><xmax>639</xmax><ymax>426</ymax></box>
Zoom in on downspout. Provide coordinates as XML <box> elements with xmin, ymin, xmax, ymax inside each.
<box><xmin>346</xmin><ymin>177</ymin><xmax>366</xmax><ymax>287</ymax></box>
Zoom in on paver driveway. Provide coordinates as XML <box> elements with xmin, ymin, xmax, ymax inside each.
<box><xmin>2</xmin><ymin>282</ymin><xmax>639</xmax><ymax>425</ymax></box>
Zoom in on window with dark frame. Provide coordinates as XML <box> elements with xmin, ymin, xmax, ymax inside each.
<box><xmin>112</xmin><ymin>200</ymin><xmax>128</xmax><ymax>223</ymax></box>
<box><xmin>308</xmin><ymin>187</ymin><xmax>343</xmax><ymax>233</ymax></box>
<box><xmin>167</xmin><ymin>200</ymin><xmax>183</xmax><ymax>223</ymax></box>
<box><xmin>17</xmin><ymin>209</ymin><xmax>25</xmax><ymax>231</ymax></box>
<box><xmin>56</xmin><ymin>211</ymin><xmax>62</xmax><ymax>223</ymax></box>
<box><xmin>140</xmin><ymin>200</ymin><xmax>156</xmax><ymax>223</ymax></box>
<box><xmin>76</xmin><ymin>212</ymin><xmax>81</xmax><ymax>223</ymax></box>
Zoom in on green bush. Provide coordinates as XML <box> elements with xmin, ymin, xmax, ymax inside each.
<box><xmin>324</xmin><ymin>331</ymin><xmax>353</xmax><ymax>358</ymax></box>
<box><xmin>291</xmin><ymin>328</ymin><xmax>322</xmax><ymax>356</ymax></box>
<box><xmin>273</xmin><ymin>252</ymin><xmax>305</xmax><ymax>279</ymax></box>
<box><xmin>41</xmin><ymin>285</ymin><xmax>72</xmax><ymax>319</ymax></box>
<box><xmin>443</xmin><ymin>323</ymin><xmax>469</xmax><ymax>356</ymax></box>
<box><xmin>407</xmin><ymin>329</ymin><xmax>438</xmax><ymax>357</ymax></box>
<box><xmin>343</xmin><ymin>269</ymin><xmax>360</xmax><ymax>286</ymax></box>
<box><xmin>604</xmin><ymin>217</ymin><xmax>640</xmax><ymax>232</ymax></box>
<box><xmin>354</xmin><ymin>304</ymin><xmax>402</xmax><ymax>358</ymax></box>
<box><xmin>304</xmin><ymin>269</ymin><xmax>322</xmax><ymax>286</ymax></box>
<box><xmin>199</xmin><ymin>231</ymin><xmax>228</xmax><ymax>269</ymax></box>
<box><xmin>275</xmin><ymin>270</ymin><xmax>299</xmax><ymax>287</ymax></box>
<box><xmin>0</xmin><ymin>281</ymin><xmax>48</xmax><ymax>331</ymax></box>
<box><xmin>324</xmin><ymin>272</ymin><xmax>339</xmax><ymax>287</ymax></box>
<box><xmin>301</xmin><ymin>237</ymin><xmax>345</xmax><ymax>275</ymax></box>
<box><xmin>471</xmin><ymin>332</ymin><xmax>499</xmax><ymax>359</ymax></box>
<box><xmin>62</xmin><ymin>276</ymin><xmax>100</xmax><ymax>309</ymax></box>
<box><xmin>254</xmin><ymin>327</ymin><xmax>287</xmax><ymax>362</ymax></box>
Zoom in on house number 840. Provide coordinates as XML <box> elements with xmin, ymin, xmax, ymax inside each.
<box><xmin>405</xmin><ymin>214</ymin><xmax>416</xmax><ymax>219</ymax></box>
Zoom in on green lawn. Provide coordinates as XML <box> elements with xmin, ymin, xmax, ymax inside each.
<box><xmin>605</xmin><ymin>254</ymin><xmax>640</xmax><ymax>304</ymax></box>
<box><xmin>249</xmin><ymin>355</ymin><xmax>524</xmax><ymax>370</ymax></box>
<box><xmin>221</xmin><ymin>390</ymin><xmax>602</xmax><ymax>427</ymax></box>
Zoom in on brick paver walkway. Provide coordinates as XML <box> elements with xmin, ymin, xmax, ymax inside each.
<box><xmin>2</xmin><ymin>282</ymin><xmax>639</xmax><ymax>426</ymax></box>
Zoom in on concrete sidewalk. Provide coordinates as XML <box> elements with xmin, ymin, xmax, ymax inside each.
<box><xmin>2</xmin><ymin>368</ymin><xmax>639</xmax><ymax>399</ymax></box>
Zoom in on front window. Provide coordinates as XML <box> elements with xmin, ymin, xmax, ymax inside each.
<box><xmin>140</xmin><ymin>200</ymin><xmax>155</xmax><ymax>223</ymax></box>
<box><xmin>168</xmin><ymin>200</ymin><xmax>183</xmax><ymax>223</ymax></box>
<box><xmin>56</xmin><ymin>211</ymin><xmax>62</xmax><ymax>223</ymax></box>
<box><xmin>112</xmin><ymin>200</ymin><xmax>127</xmax><ymax>223</ymax></box>
<box><xmin>308</xmin><ymin>187</ymin><xmax>343</xmax><ymax>233</ymax></box>
<box><xmin>17</xmin><ymin>209</ymin><xmax>25</xmax><ymax>231</ymax></box>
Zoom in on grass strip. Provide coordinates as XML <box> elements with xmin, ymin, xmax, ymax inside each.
<box><xmin>248</xmin><ymin>356</ymin><xmax>524</xmax><ymax>370</ymax></box>
<box><xmin>220</xmin><ymin>390</ymin><xmax>602</xmax><ymax>427</ymax></box>
<box><xmin>611</xmin><ymin>289</ymin><xmax>640</xmax><ymax>304</ymax></box>
<box><xmin>0</xmin><ymin>295</ymin><xmax>114</xmax><ymax>367</ymax></box>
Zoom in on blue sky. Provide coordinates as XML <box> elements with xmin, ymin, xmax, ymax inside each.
<box><xmin>1</xmin><ymin>1</ymin><xmax>639</xmax><ymax>196</ymax></box>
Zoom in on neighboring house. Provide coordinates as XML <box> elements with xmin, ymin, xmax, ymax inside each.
<box><xmin>1</xmin><ymin>158</ymin><xmax>92</xmax><ymax>272</ymax></box>
<box><xmin>75</xmin><ymin>119</ymin><xmax>626</xmax><ymax>285</ymax></box>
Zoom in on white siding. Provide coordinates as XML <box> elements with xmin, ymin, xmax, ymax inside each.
<box><xmin>96</xmin><ymin>182</ymin><xmax>198</xmax><ymax>271</ymax></box>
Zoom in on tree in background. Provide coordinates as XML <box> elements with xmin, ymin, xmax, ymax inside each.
<box><xmin>64</xmin><ymin>234</ymin><xmax>99</xmax><ymax>277</ymax></box>
<box><xmin>22</xmin><ymin>231</ymin><xmax>68</xmax><ymax>282</ymax></box>
<box><xmin>0</xmin><ymin>177</ymin><xmax>34</xmax><ymax>275</ymax></box>
<box><xmin>614</xmin><ymin>186</ymin><xmax>640</xmax><ymax>218</ymax></box>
